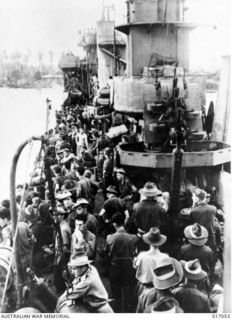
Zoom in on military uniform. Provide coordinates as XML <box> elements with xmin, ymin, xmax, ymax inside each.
<box><xmin>66</xmin><ymin>265</ymin><xmax>113</xmax><ymax>313</ymax></box>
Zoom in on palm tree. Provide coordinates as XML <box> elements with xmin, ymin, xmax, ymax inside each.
<box><xmin>38</xmin><ymin>52</ymin><xmax>43</xmax><ymax>74</ymax></box>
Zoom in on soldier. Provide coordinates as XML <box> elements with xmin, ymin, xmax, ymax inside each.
<box><xmin>134</xmin><ymin>182</ymin><xmax>165</xmax><ymax>234</ymax></box>
<box><xmin>61</xmin><ymin>253</ymin><xmax>113</xmax><ymax>313</ymax></box>
<box><xmin>104</xmin><ymin>212</ymin><xmax>138</xmax><ymax>312</ymax></box>
<box><xmin>72</xmin><ymin>198</ymin><xmax>98</xmax><ymax>236</ymax></box>
<box><xmin>102</xmin><ymin>147</ymin><xmax>114</xmax><ymax>190</ymax></box>
<box><xmin>190</xmin><ymin>189</ymin><xmax>217</xmax><ymax>253</ymax></box>
<box><xmin>180</xmin><ymin>223</ymin><xmax>214</xmax><ymax>282</ymax></box>
<box><xmin>0</xmin><ymin>207</ymin><xmax>12</xmax><ymax>245</ymax></box>
<box><xmin>172</xmin><ymin>259</ymin><xmax>211</xmax><ymax>313</ymax></box>
<box><xmin>115</xmin><ymin>168</ymin><xmax>137</xmax><ymax>199</ymax></box>
<box><xmin>71</xmin><ymin>213</ymin><xmax>96</xmax><ymax>260</ymax></box>
<box><xmin>134</xmin><ymin>227</ymin><xmax>169</xmax><ymax>296</ymax></box>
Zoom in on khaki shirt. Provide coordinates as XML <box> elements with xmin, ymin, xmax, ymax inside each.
<box><xmin>67</xmin><ymin>265</ymin><xmax>109</xmax><ymax>309</ymax></box>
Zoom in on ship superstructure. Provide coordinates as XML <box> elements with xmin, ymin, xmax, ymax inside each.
<box><xmin>108</xmin><ymin>0</ymin><xmax>230</xmax><ymax>196</ymax></box>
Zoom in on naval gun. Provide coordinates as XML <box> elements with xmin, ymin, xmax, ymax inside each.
<box><xmin>115</xmin><ymin>64</ymin><xmax>230</xmax><ymax>218</ymax></box>
<box><xmin>110</xmin><ymin>0</ymin><xmax>230</xmax><ymax>233</ymax></box>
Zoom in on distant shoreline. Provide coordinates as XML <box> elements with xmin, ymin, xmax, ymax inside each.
<box><xmin>0</xmin><ymin>79</ymin><xmax>63</xmax><ymax>90</ymax></box>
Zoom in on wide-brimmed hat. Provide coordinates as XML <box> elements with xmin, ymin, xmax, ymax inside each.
<box><xmin>58</xmin><ymin>123</ymin><xmax>66</xmax><ymax>129</ymax></box>
<box><xmin>70</xmin><ymin>122</ymin><xmax>78</xmax><ymax>128</ymax></box>
<box><xmin>115</xmin><ymin>168</ymin><xmax>126</xmax><ymax>175</ymax></box>
<box><xmin>56</xmin><ymin>205</ymin><xmax>67</xmax><ymax>215</ymax></box>
<box><xmin>57</xmin><ymin>148</ymin><xmax>64</xmax><ymax>155</ymax></box>
<box><xmin>194</xmin><ymin>188</ymin><xmax>207</xmax><ymax>201</ymax></box>
<box><xmin>67</xmin><ymin>115</ymin><xmax>74</xmax><ymax>122</ymax></box>
<box><xmin>153</xmin><ymin>257</ymin><xmax>183</xmax><ymax>290</ymax></box>
<box><xmin>73</xmin><ymin>198</ymin><xmax>89</xmax><ymax>208</ymax></box>
<box><xmin>140</xmin><ymin>182</ymin><xmax>158</xmax><ymax>198</ymax></box>
<box><xmin>181</xmin><ymin>259</ymin><xmax>207</xmax><ymax>281</ymax></box>
<box><xmin>84</xmin><ymin>169</ymin><xmax>92</xmax><ymax>179</ymax></box>
<box><xmin>143</xmin><ymin>227</ymin><xmax>167</xmax><ymax>246</ymax></box>
<box><xmin>106</xmin><ymin>185</ymin><xmax>118</xmax><ymax>195</ymax></box>
<box><xmin>155</xmin><ymin>190</ymin><xmax>163</xmax><ymax>197</ymax></box>
<box><xmin>184</xmin><ymin>223</ymin><xmax>208</xmax><ymax>246</ymax></box>
<box><xmin>56</xmin><ymin>191</ymin><xmax>72</xmax><ymax>200</ymax></box>
<box><xmin>63</xmin><ymin>180</ymin><xmax>79</xmax><ymax>192</ymax></box>
<box><xmin>68</xmin><ymin>254</ymin><xmax>92</xmax><ymax>267</ymax></box>
<box><xmin>59</xmin><ymin>142</ymin><xmax>71</xmax><ymax>152</ymax></box>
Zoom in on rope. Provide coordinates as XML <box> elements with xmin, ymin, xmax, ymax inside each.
<box><xmin>162</xmin><ymin>0</ymin><xmax>168</xmax><ymax>25</ymax></box>
<box><xmin>0</xmin><ymin>141</ymin><xmax>43</xmax><ymax>311</ymax></box>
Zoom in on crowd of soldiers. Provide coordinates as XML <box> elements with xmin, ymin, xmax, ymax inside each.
<box><xmin>0</xmin><ymin>96</ymin><xmax>225</xmax><ymax>313</ymax></box>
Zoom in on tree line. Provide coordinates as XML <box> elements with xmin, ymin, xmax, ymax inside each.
<box><xmin>0</xmin><ymin>50</ymin><xmax>61</xmax><ymax>84</ymax></box>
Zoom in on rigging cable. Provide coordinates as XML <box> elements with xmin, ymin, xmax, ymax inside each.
<box><xmin>0</xmin><ymin>140</ymin><xmax>43</xmax><ymax>312</ymax></box>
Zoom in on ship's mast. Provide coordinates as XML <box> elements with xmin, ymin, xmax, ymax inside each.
<box><xmin>116</xmin><ymin>0</ymin><xmax>194</xmax><ymax>77</ymax></box>
<box><xmin>96</xmin><ymin>1</ymin><xmax>126</xmax><ymax>88</ymax></box>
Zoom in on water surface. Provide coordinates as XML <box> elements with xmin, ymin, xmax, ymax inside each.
<box><xmin>0</xmin><ymin>85</ymin><xmax>65</xmax><ymax>201</ymax></box>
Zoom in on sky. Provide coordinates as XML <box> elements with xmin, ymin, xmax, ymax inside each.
<box><xmin>0</xmin><ymin>0</ymin><xmax>230</xmax><ymax>70</ymax></box>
